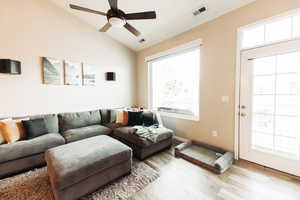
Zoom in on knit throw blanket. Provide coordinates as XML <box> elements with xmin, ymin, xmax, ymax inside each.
<box><xmin>132</xmin><ymin>125</ymin><xmax>162</xmax><ymax>143</ymax></box>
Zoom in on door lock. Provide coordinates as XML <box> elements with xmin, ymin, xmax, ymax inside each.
<box><xmin>240</xmin><ymin>112</ymin><xmax>247</xmax><ymax>117</ymax></box>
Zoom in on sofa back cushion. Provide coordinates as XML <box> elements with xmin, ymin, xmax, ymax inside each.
<box><xmin>100</xmin><ymin>109</ymin><xmax>117</xmax><ymax>124</ymax></box>
<box><xmin>141</xmin><ymin>111</ymin><xmax>161</xmax><ymax>127</ymax></box>
<box><xmin>58</xmin><ymin>110</ymin><xmax>101</xmax><ymax>132</ymax></box>
<box><xmin>30</xmin><ymin>114</ymin><xmax>59</xmax><ymax>133</ymax></box>
<box><xmin>142</xmin><ymin>111</ymin><xmax>155</xmax><ymax>126</ymax></box>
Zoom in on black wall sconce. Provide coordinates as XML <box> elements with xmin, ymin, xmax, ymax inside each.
<box><xmin>106</xmin><ymin>72</ymin><xmax>116</xmax><ymax>81</ymax></box>
<box><xmin>0</xmin><ymin>59</ymin><xmax>21</xmax><ymax>75</ymax></box>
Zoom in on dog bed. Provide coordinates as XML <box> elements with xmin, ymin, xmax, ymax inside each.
<box><xmin>175</xmin><ymin>140</ymin><xmax>234</xmax><ymax>174</ymax></box>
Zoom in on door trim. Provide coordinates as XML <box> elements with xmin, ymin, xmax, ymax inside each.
<box><xmin>234</xmin><ymin>28</ymin><xmax>242</xmax><ymax>160</ymax></box>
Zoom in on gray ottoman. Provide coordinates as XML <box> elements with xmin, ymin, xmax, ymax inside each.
<box><xmin>45</xmin><ymin>135</ymin><xmax>132</xmax><ymax>200</ymax></box>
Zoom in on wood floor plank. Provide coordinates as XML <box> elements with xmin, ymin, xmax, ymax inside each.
<box><xmin>132</xmin><ymin>148</ymin><xmax>300</xmax><ymax>200</ymax></box>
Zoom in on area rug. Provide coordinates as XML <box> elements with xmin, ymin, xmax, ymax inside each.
<box><xmin>0</xmin><ymin>161</ymin><xmax>159</xmax><ymax>200</ymax></box>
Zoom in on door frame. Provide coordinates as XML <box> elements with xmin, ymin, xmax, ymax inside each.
<box><xmin>234</xmin><ymin>8</ymin><xmax>300</xmax><ymax>160</ymax></box>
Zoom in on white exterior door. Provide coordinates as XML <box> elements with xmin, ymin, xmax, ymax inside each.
<box><xmin>240</xmin><ymin>39</ymin><xmax>300</xmax><ymax>176</ymax></box>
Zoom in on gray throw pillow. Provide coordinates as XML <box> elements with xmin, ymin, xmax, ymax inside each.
<box><xmin>22</xmin><ymin>118</ymin><xmax>48</xmax><ymax>139</ymax></box>
<box><xmin>128</xmin><ymin>111</ymin><xmax>143</xmax><ymax>126</ymax></box>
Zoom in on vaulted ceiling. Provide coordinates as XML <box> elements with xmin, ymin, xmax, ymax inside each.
<box><xmin>50</xmin><ymin>0</ymin><xmax>256</xmax><ymax>51</ymax></box>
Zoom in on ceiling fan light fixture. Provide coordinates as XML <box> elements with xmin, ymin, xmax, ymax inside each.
<box><xmin>69</xmin><ymin>0</ymin><xmax>157</xmax><ymax>37</ymax></box>
<box><xmin>109</xmin><ymin>17</ymin><xmax>126</xmax><ymax>28</ymax></box>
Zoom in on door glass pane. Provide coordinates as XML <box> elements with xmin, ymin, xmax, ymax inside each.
<box><xmin>253</xmin><ymin>75</ymin><xmax>275</xmax><ymax>95</ymax></box>
<box><xmin>253</xmin><ymin>95</ymin><xmax>275</xmax><ymax>114</ymax></box>
<box><xmin>275</xmin><ymin>116</ymin><xmax>300</xmax><ymax>138</ymax></box>
<box><xmin>242</xmin><ymin>25</ymin><xmax>265</xmax><ymax>48</ymax></box>
<box><xmin>277</xmin><ymin>51</ymin><xmax>300</xmax><ymax>74</ymax></box>
<box><xmin>274</xmin><ymin>136</ymin><xmax>299</xmax><ymax>156</ymax></box>
<box><xmin>253</xmin><ymin>56</ymin><xmax>276</xmax><ymax>75</ymax></box>
<box><xmin>276</xmin><ymin>96</ymin><xmax>300</xmax><ymax>116</ymax></box>
<box><xmin>252</xmin><ymin>114</ymin><xmax>274</xmax><ymax>133</ymax></box>
<box><xmin>265</xmin><ymin>18</ymin><xmax>292</xmax><ymax>42</ymax></box>
<box><xmin>250</xmin><ymin>52</ymin><xmax>300</xmax><ymax>160</ymax></box>
<box><xmin>252</xmin><ymin>132</ymin><xmax>273</xmax><ymax>150</ymax></box>
<box><xmin>277</xmin><ymin>74</ymin><xmax>300</xmax><ymax>94</ymax></box>
<box><xmin>293</xmin><ymin>15</ymin><xmax>300</xmax><ymax>37</ymax></box>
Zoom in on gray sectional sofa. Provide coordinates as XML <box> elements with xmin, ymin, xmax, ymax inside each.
<box><xmin>0</xmin><ymin>109</ymin><xmax>173</xmax><ymax>178</ymax></box>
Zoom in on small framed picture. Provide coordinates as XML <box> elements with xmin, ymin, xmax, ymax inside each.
<box><xmin>42</xmin><ymin>57</ymin><xmax>62</xmax><ymax>85</ymax></box>
<box><xmin>83</xmin><ymin>64</ymin><xmax>96</xmax><ymax>86</ymax></box>
<box><xmin>64</xmin><ymin>61</ymin><xmax>82</xmax><ymax>86</ymax></box>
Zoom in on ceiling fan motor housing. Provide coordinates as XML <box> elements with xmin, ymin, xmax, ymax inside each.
<box><xmin>107</xmin><ymin>9</ymin><xmax>126</xmax><ymax>27</ymax></box>
<box><xmin>107</xmin><ymin>9</ymin><xmax>125</xmax><ymax>20</ymax></box>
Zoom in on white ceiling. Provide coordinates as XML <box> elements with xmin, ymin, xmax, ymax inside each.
<box><xmin>50</xmin><ymin>0</ymin><xmax>256</xmax><ymax>51</ymax></box>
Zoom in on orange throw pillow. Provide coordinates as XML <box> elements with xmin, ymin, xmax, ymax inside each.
<box><xmin>116</xmin><ymin>110</ymin><xmax>129</xmax><ymax>126</ymax></box>
<box><xmin>0</xmin><ymin>130</ymin><xmax>5</xmax><ymax>144</ymax></box>
<box><xmin>0</xmin><ymin>119</ymin><xmax>27</xmax><ymax>143</ymax></box>
<box><xmin>0</xmin><ymin>118</ymin><xmax>12</xmax><ymax>144</ymax></box>
<box><xmin>123</xmin><ymin>111</ymin><xmax>129</xmax><ymax>126</ymax></box>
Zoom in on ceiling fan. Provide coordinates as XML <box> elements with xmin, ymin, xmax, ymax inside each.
<box><xmin>69</xmin><ymin>0</ymin><xmax>157</xmax><ymax>37</ymax></box>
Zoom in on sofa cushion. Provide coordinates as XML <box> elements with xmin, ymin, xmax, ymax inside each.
<box><xmin>22</xmin><ymin>118</ymin><xmax>48</xmax><ymax>139</ymax></box>
<box><xmin>45</xmin><ymin>135</ymin><xmax>132</xmax><ymax>190</ymax></box>
<box><xmin>30</xmin><ymin>114</ymin><xmax>59</xmax><ymax>133</ymax></box>
<box><xmin>62</xmin><ymin>125</ymin><xmax>112</xmax><ymax>143</ymax></box>
<box><xmin>58</xmin><ymin>110</ymin><xmax>101</xmax><ymax>132</ymax></box>
<box><xmin>0</xmin><ymin>133</ymin><xmax>65</xmax><ymax>163</ymax></box>
<box><xmin>104</xmin><ymin>122</ymin><xmax>124</xmax><ymax>130</ymax></box>
<box><xmin>113</xmin><ymin>126</ymin><xmax>173</xmax><ymax>148</ymax></box>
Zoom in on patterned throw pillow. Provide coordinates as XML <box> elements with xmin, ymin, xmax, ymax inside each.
<box><xmin>0</xmin><ymin>118</ymin><xmax>28</xmax><ymax>143</ymax></box>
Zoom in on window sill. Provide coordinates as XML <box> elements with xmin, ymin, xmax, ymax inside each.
<box><xmin>159</xmin><ymin>111</ymin><xmax>200</xmax><ymax>121</ymax></box>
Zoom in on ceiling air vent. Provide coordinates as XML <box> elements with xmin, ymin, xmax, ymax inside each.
<box><xmin>139</xmin><ymin>38</ymin><xmax>146</xmax><ymax>43</ymax></box>
<box><xmin>193</xmin><ymin>7</ymin><xmax>206</xmax><ymax>16</ymax></box>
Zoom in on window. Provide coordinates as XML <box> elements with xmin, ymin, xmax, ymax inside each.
<box><xmin>148</xmin><ymin>46</ymin><xmax>200</xmax><ymax>121</ymax></box>
<box><xmin>241</xmin><ymin>10</ymin><xmax>300</xmax><ymax>49</ymax></box>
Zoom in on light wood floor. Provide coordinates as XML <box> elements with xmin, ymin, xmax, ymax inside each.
<box><xmin>132</xmin><ymin>148</ymin><xmax>300</xmax><ymax>200</ymax></box>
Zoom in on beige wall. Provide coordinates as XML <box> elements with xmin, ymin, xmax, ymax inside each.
<box><xmin>0</xmin><ymin>0</ymin><xmax>136</xmax><ymax>118</ymax></box>
<box><xmin>136</xmin><ymin>0</ymin><xmax>300</xmax><ymax>151</ymax></box>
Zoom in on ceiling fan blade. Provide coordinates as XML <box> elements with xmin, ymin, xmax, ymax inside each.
<box><xmin>99</xmin><ymin>23</ymin><xmax>112</xmax><ymax>32</ymax></box>
<box><xmin>108</xmin><ymin>0</ymin><xmax>118</xmax><ymax>10</ymax></box>
<box><xmin>125</xmin><ymin>11</ymin><xmax>156</xmax><ymax>20</ymax></box>
<box><xmin>69</xmin><ymin>4</ymin><xmax>106</xmax><ymax>16</ymax></box>
<box><xmin>124</xmin><ymin>23</ymin><xmax>141</xmax><ymax>37</ymax></box>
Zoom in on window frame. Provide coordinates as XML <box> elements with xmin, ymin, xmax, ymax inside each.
<box><xmin>146</xmin><ymin>40</ymin><xmax>202</xmax><ymax>121</ymax></box>
<box><xmin>240</xmin><ymin>8</ymin><xmax>300</xmax><ymax>50</ymax></box>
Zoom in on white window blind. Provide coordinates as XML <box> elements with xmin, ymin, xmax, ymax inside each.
<box><xmin>148</xmin><ymin>46</ymin><xmax>200</xmax><ymax>120</ymax></box>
